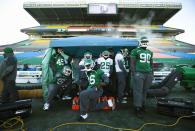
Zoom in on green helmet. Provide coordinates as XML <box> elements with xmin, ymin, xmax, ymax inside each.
<box><xmin>139</xmin><ymin>37</ymin><xmax>149</xmax><ymax>48</ymax></box>
<box><xmin>84</xmin><ymin>51</ymin><xmax>92</xmax><ymax>59</ymax></box>
<box><xmin>63</xmin><ymin>66</ymin><xmax>72</xmax><ymax>76</ymax></box>
<box><xmin>84</xmin><ymin>59</ymin><xmax>94</xmax><ymax>71</ymax></box>
<box><xmin>102</xmin><ymin>50</ymin><xmax>110</xmax><ymax>59</ymax></box>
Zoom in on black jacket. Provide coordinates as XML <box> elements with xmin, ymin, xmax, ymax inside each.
<box><xmin>0</xmin><ymin>53</ymin><xmax>17</xmax><ymax>82</ymax></box>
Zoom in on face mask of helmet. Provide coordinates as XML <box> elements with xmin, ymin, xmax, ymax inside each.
<box><xmin>84</xmin><ymin>60</ymin><xmax>94</xmax><ymax>72</ymax></box>
<box><xmin>85</xmin><ymin>64</ymin><xmax>92</xmax><ymax>71</ymax></box>
<box><xmin>63</xmin><ymin>67</ymin><xmax>72</xmax><ymax>76</ymax></box>
<box><xmin>84</xmin><ymin>54</ymin><xmax>92</xmax><ymax>59</ymax></box>
<box><xmin>139</xmin><ymin>42</ymin><xmax>148</xmax><ymax>48</ymax></box>
<box><xmin>102</xmin><ymin>51</ymin><xmax>110</xmax><ymax>59</ymax></box>
<box><xmin>139</xmin><ymin>37</ymin><xmax>148</xmax><ymax>48</ymax></box>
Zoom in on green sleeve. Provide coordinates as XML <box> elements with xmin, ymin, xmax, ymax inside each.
<box><xmin>130</xmin><ymin>49</ymin><xmax>137</xmax><ymax>58</ymax></box>
<box><xmin>60</xmin><ymin>52</ymin><xmax>69</xmax><ymax>60</ymax></box>
<box><xmin>97</xmin><ymin>69</ymin><xmax>104</xmax><ymax>76</ymax></box>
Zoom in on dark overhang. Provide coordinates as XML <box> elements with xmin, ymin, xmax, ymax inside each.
<box><xmin>23</xmin><ymin>1</ymin><xmax>182</xmax><ymax>25</ymax></box>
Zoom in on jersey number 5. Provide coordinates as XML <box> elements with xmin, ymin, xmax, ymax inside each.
<box><xmin>140</xmin><ymin>53</ymin><xmax>151</xmax><ymax>63</ymax></box>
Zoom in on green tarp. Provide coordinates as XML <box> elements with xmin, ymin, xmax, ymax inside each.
<box><xmin>154</xmin><ymin>58</ymin><xmax>195</xmax><ymax>65</ymax></box>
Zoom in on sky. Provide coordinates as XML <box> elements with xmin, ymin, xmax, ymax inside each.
<box><xmin>0</xmin><ymin>0</ymin><xmax>195</xmax><ymax>45</ymax></box>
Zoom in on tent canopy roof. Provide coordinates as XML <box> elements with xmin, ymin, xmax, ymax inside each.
<box><xmin>50</xmin><ymin>36</ymin><xmax>139</xmax><ymax>57</ymax></box>
<box><xmin>50</xmin><ymin>36</ymin><xmax>138</xmax><ymax>47</ymax></box>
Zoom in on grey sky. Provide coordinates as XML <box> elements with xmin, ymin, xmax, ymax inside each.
<box><xmin>0</xmin><ymin>0</ymin><xmax>194</xmax><ymax>45</ymax></box>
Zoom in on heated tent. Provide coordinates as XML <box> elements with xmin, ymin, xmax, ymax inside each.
<box><xmin>41</xmin><ymin>36</ymin><xmax>139</xmax><ymax>100</ymax></box>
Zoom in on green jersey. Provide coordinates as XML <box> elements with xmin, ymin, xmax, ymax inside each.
<box><xmin>50</xmin><ymin>72</ymin><xmax>72</xmax><ymax>88</ymax></box>
<box><xmin>86</xmin><ymin>69</ymin><xmax>104</xmax><ymax>89</ymax></box>
<box><xmin>50</xmin><ymin>53</ymin><xmax>68</xmax><ymax>73</ymax></box>
<box><xmin>131</xmin><ymin>47</ymin><xmax>153</xmax><ymax>73</ymax></box>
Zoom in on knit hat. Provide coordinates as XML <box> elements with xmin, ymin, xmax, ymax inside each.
<box><xmin>3</xmin><ymin>47</ymin><xmax>13</xmax><ymax>54</ymax></box>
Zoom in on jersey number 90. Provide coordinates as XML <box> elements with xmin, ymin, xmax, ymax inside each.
<box><xmin>140</xmin><ymin>53</ymin><xmax>151</xmax><ymax>63</ymax></box>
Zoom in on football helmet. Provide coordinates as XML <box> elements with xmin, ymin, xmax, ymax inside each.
<box><xmin>84</xmin><ymin>59</ymin><xmax>94</xmax><ymax>72</ymax></box>
<box><xmin>63</xmin><ymin>66</ymin><xmax>72</xmax><ymax>76</ymax></box>
<box><xmin>120</xmin><ymin>48</ymin><xmax>129</xmax><ymax>57</ymax></box>
<box><xmin>84</xmin><ymin>51</ymin><xmax>92</xmax><ymax>59</ymax></box>
<box><xmin>139</xmin><ymin>37</ymin><xmax>148</xmax><ymax>48</ymax></box>
<box><xmin>102</xmin><ymin>50</ymin><xmax>110</xmax><ymax>59</ymax></box>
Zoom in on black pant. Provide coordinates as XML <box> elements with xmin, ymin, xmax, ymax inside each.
<box><xmin>116</xmin><ymin>72</ymin><xmax>126</xmax><ymax>102</ymax></box>
<box><xmin>46</xmin><ymin>83</ymin><xmax>72</xmax><ymax>104</ymax></box>
<box><xmin>79</xmin><ymin>87</ymin><xmax>108</xmax><ymax>115</ymax></box>
<box><xmin>1</xmin><ymin>80</ymin><xmax>18</xmax><ymax>103</ymax></box>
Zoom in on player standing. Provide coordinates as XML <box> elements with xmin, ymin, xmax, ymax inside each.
<box><xmin>130</xmin><ymin>37</ymin><xmax>153</xmax><ymax>118</ymax></box>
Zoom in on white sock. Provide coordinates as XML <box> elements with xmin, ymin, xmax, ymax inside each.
<box><xmin>107</xmin><ymin>99</ymin><xmax>113</xmax><ymax>107</ymax></box>
<box><xmin>81</xmin><ymin>113</ymin><xmax>88</xmax><ymax>119</ymax></box>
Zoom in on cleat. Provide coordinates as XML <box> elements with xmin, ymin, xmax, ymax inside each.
<box><xmin>135</xmin><ymin>107</ymin><xmax>144</xmax><ymax>119</ymax></box>
<box><xmin>77</xmin><ymin>114</ymin><xmax>88</xmax><ymax>121</ymax></box>
<box><xmin>62</xmin><ymin>95</ymin><xmax>72</xmax><ymax>100</ymax></box>
<box><xmin>43</xmin><ymin>103</ymin><xmax>50</xmax><ymax>111</ymax></box>
<box><xmin>108</xmin><ymin>99</ymin><xmax>116</xmax><ymax>110</ymax></box>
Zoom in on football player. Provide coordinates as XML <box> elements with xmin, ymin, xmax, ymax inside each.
<box><xmin>115</xmin><ymin>48</ymin><xmax>129</xmax><ymax>104</ymax></box>
<box><xmin>96</xmin><ymin>50</ymin><xmax>113</xmax><ymax>78</ymax></box>
<box><xmin>43</xmin><ymin>65</ymin><xmax>73</xmax><ymax>111</ymax></box>
<box><xmin>96</xmin><ymin>50</ymin><xmax>114</xmax><ymax>96</ymax></box>
<box><xmin>130</xmin><ymin>37</ymin><xmax>153</xmax><ymax>118</ymax></box>
<box><xmin>50</xmin><ymin>47</ymin><xmax>70</xmax><ymax>75</ymax></box>
<box><xmin>78</xmin><ymin>59</ymin><xmax>115</xmax><ymax>121</ymax></box>
<box><xmin>79</xmin><ymin>51</ymin><xmax>93</xmax><ymax>68</ymax></box>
